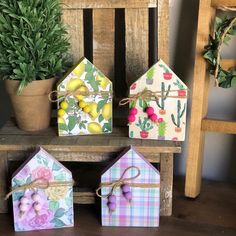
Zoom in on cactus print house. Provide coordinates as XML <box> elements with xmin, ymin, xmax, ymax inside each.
<box><xmin>129</xmin><ymin>59</ymin><xmax>188</xmax><ymax>141</ymax></box>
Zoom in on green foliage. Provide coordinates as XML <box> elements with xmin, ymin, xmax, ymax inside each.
<box><xmin>171</xmin><ymin>100</ymin><xmax>186</xmax><ymax>128</ymax></box>
<box><xmin>147</xmin><ymin>66</ymin><xmax>154</xmax><ymax>80</ymax></box>
<box><xmin>156</xmin><ymin>82</ymin><xmax>171</xmax><ymax>110</ymax></box>
<box><xmin>203</xmin><ymin>17</ymin><xmax>236</xmax><ymax>88</ymax></box>
<box><xmin>174</xmin><ymin>80</ymin><xmax>185</xmax><ymax>90</ymax></box>
<box><xmin>159</xmin><ymin>64</ymin><xmax>170</xmax><ymax>73</ymax></box>
<box><xmin>0</xmin><ymin>0</ymin><xmax>70</xmax><ymax>93</ymax></box>
<box><xmin>136</xmin><ymin>117</ymin><xmax>153</xmax><ymax>132</ymax></box>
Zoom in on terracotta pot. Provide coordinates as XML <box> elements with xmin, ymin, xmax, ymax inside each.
<box><xmin>159</xmin><ymin>109</ymin><xmax>166</xmax><ymax>115</ymax></box>
<box><xmin>175</xmin><ymin>127</ymin><xmax>182</xmax><ymax>133</ymax></box>
<box><xmin>140</xmin><ymin>131</ymin><xmax>149</xmax><ymax>138</ymax></box>
<box><xmin>5</xmin><ymin>78</ymin><xmax>56</xmax><ymax>131</ymax></box>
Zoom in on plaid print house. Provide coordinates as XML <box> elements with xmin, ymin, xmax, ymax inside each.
<box><xmin>99</xmin><ymin>146</ymin><xmax>160</xmax><ymax>227</ymax></box>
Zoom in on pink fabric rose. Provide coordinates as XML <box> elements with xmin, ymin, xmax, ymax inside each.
<box><xmin>28</xmin><ymin>210</ymin><xmax>53</xmax><ymax>229</ymax></box>
<box><xmin>32</xmin><ymin>167</ymin><xmax>53</xmax><ymax>181</ymax></box>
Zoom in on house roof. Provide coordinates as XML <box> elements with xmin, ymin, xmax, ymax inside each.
<box><xmin>12</xmin><ymin>147</ymin><xmax>71</xmax><ymax>179</ymax></box>
<box><xmin>101</xmin><ymin>146</ymin><xmax>159</xmax><ymax>177</ymax></box>
<box><xmin>57</xmin><ymin>57</ymin><xmax>112</xmax><ymax>87</ymax></box>
<box><xmin>130</xmin><ymin>58</ymin><xmax>188</xmax><ymax>90</ymax></box>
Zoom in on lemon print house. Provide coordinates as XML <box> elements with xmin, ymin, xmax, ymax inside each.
<box><xmin>57</xmin><ymin>57</ymin><xmax>112</xmax><ymax>136</ymax></box>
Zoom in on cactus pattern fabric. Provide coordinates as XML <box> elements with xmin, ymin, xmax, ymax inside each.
<box><xmin>128</xmin><ymin>59</ymin><xmax>188</xmax><ymax>141</ymax></box>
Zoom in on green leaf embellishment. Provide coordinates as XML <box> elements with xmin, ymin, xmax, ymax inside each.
<box><xmin>79</xmin><ymin>120</ymin><xmax>87</xmax><ymax>129</ymax></box>
<box><xmin>59</xmin><ymin>123</ymin><xmax>69</xmax><ymax>132</ymax></box>
<box><xmin>13</xmin><ymin>191</ymin><xmax>24</xmax><ymax>201</ymax></box>
<box><xmin>85</xmin><ymin>72</ymin><xmax>100</xmax><ymax>92</ymax></box>
<box><xmin>52</xmin><ymin>162</ymin><xmax>62</xmax><ymax>171</ymax></box>
<box><xmin>54</xmin><ymin>208</ymin><xmax>66</xmax><ymax>218</ymax></box>
<box><xmin>68</xmin><ymin>116</ymin><xmax>77</xmax><ymax>131</ymax></box>
<box><xmin>98</xmin><ymin>114</ymin><xmax>104</xmax><ymax>123</ymax></box>
<box><xmin>13</xmin><ymin>178</ymin><xmax>24</xmax><ymax>187</ymax></box>
<box><xmin>50</xmin><ymin>218</ymin><xmax>66</xmax><ymax>228</ymax></box>
<box><xmin>85</xmin><ymin>62</ymin><xmax>93</xmax><ymax>72</ymax></box>
<box><xmin>97</xmin><ymin>98</ymin><xmax>108</xmax><ymax>113</ymax></box>
<box><xmin>54</xmin><ymin>173</ymin><xmax>66</xmax><ymax>181</ymax></box>
<box><xmin>102</xmin><ymin>118</ymin><xmax>112</xmax><ymax>132</ymax></box>
<box><xmin>49</xmin><ymin>201</ymin><xmax>59</xmax><ymax>211</ymax></box>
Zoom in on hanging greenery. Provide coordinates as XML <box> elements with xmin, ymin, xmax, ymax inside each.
<box><xmin>0</xmin><ymin>0</ymin><xmax>71</xmax><ymax>94</ymax></box>
<box><xmin>203</xmin><ymin>16</ymin><xmax>236</xmax><ymax>88</ymax></box>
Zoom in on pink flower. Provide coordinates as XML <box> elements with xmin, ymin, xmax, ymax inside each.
<box><xmin>32</xmin><ymin>167</ymin><xmax>53</xmax><ymax>181</ymax></box>
<box><xmin>28</xmin><ymin>210</ymin><xmax>53</xmax><ymax>229</ymax></box>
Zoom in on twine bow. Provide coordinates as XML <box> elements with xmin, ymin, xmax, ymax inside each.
<box><xmin>96</xmin><ymin>166</ymin><xmax>159</xmax><ymax>198</ymax></box>
<box><xmin>48</xmin><ymin>89</ymin><xmax>112</xmax><ymax>103</ymax></box>
<box><xmin>119</xmin><ymin>89</ymin><xmax>187</xmax><ymax>106</ymax></box>
<box><xmin>5</xmin><ymin>178</ymin><xmax>74</xmax><ymax>200</ymax></box>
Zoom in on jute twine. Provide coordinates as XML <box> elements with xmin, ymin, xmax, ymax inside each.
<box><xmin>96</xmin><ymin>166</ymin><xmax>159</xmax><ymax>198</ymax></box>
<box><xmin>48</xmin><ymin>89</ymin><xmax>112</xmax><ymax>103</ymax></box>
<box><xmin>5</xmin><ymin>178</ymin><xmax>74</xmax><ymax>200</ymax></box>
<box><xmin>119</xmin><ymin>89</ymin><xmax>187</xmax><ymax>106</ymax></box>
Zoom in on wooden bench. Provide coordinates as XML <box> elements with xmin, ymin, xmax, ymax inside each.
<box><xmin>0</xmin><ymin>0</ymin><xmax>181</xmax><ymax>216</ymax></box>
<box><xmin>0</xmin><ymin>120</ymin><xmax>180</xmax><ymax>216</ymax></box>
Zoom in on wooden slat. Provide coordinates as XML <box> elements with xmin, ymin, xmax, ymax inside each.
<box><xmin>62</xmin><ymin>0</ymin><xmax>157</xmax><ymax>9</ymax></box>
<box><xmin>157</xmin><ymin>0</ymin><xmax>169</xmax><ymax>63</ymax></box>
<box><xmin>221</xmin><ymin>59</ymin><xmax>236</xmax><ymax>70</ymax></box>
<box><xmin>73</xmin><ymin>189</ymin><xmax>96</xmax><ymax>204</ymax></box>
<box><xmin>0</xmin><ymin>121</ymin><xmax>181</xmax><ymax>154</ymax></box>
<box><xmin>0</xmin><ymin>151</ymin><xmax>8</xmax><ymax>213</ymax></box>
<box><xmin>202</xmin><ymin>118</ymin><xmax>236</xmax><ymax>134</ymax></box>
<box><xmin>62</xmin><ymin>9</ymin><xmax>84</xmax><ymax>63</ymax></box>
<box><xmin>160</xmin><ymin>153</ymin><xmax>173</xmax><ymax>216</ymax></box>
<box><xmin>185</xmin><ymin>0</ymin><xmax>216</xmax><ymax>198</ymax></box>
<box><xmin>93</xmin><ymin>9</ymin><xmax>115</xmax><ymax>79</ymax></box>
<box><xmin>125</xmin><ymin>8</ymin><xmax>149</xmax><ymax>86</ymax></box>
<box><xmin>7</xmin><ymin>150</ymin><xmax>161</xmax><ymax>163</ymax></box>
<box><xmin>212</xmin><ymin>0</ymin><xmax>236</xmax><ymax>7</ymax></box>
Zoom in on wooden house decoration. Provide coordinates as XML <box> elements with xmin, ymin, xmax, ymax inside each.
<box><xmin>57</xmin><ymin>57</ymin><xmax>112</xmax><ymax>136</ymax></box>
<box><xmin>128</xmin><ymin>59</ymin><xmax>188</xmax><ymax>141</ymax></box>
<box><xmin>10</xmin><ymin>147</ymin><xmax>74</xmax><ymax>231</ymax></box>
<box><xmin>99</xmin><ymin>146</ymin><xmax>160</xmax><ymax>227</ymax></box>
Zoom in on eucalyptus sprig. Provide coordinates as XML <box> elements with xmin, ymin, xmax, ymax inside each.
<box><xmin>203</xmin><ymin>16</ymin><xmax>236</xmax><ymax>88</ymax></box>
<box><xmin>0</xmin><ymin>0</ymin><xmax>71</xmax><ymax>94</ymax></box>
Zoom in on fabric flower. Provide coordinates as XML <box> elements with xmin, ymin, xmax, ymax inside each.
<box><xmin>45</xmin><ymin>187</ymin><xmax>69</xmax><ymax>201</ymax></box>
<box><xmin>28</xmin><ymin>210</ymin><xmax>53</xmax><ymax>229</ymax></box>
<box><xmin>32</xmin><ymin>167</ymin><xmax>53</xmax><ymax>181</ymax></box>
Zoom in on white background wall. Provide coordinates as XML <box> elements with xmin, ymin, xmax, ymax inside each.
<box><xmin>0</xmin><ymin>0</ymin><xmax>235</xmax><ymax>183</ymax></box>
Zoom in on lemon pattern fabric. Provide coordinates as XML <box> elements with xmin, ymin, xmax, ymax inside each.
<box><xmin>57</xmin><ymin>57</ymin><xmax>112</xmax><ymax>136</ymax></box>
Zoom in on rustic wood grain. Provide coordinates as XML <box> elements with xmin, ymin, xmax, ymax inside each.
<box><xmin>201</xmin><ymin>118</ymin><xmax>236</xmax><ymax>134</ymax></box>
<box><xmin>160</xmin><ymin>153</ymin><xmax>173</xmax><ymax>216</ymax></box>
<box><xmin>211</xmin><ymin>0</ymin><xmax>236</xmax><ymax>7</ymax></box>
<box><xmin>221</xmin><ymin>59</ymin><xmax>236</xmax><ymax>70</ymax></box>
<box><xmin>125</xmin><ymin>8</ymin><xmax>149</xmax><ymax>86</ymax></box>
<box><xmin>62</xmin><ymin>9</ymin><xmax>84</xmax><ymax>63</ymax></box>
<box><xmin>0</xmin><ymin>151</ymin><xmax>8</xmax><ymax>213</ymax></box>
<box><xmin>62</xmin><ymin>0</ymin><xmax>157</xmax><ymax>9</ymax></box>
<box><xmin>93</xmin><ymin>9</ymin><xmax>115</xmax><ymax>80</ymax></box>
<box><xmin>157</xmin><ymin>0</ymin><xmax>169</xmax><ymax>63</ymax></box>
<box><xmin>185</xmin><ymin>0</ymin><xmax>216</xmax><ymax>198</ymax></box>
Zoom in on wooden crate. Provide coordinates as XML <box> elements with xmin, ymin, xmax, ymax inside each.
<box><xmin>0</xmin><ymin>0</ymin><xmax>179</xmax><ymax>217</ymax></box>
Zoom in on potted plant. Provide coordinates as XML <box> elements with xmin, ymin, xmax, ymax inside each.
<box><xmin>174</xmin><ymin>80</ymin><xmax>187</xmax><ymax>97</ymax></box>
<box><xmin>146</xmin><ymin>67</ymin><xmax>154</xmax><ymax>85</ymax></box>
<box><xmin>0</xmin><ymin>0</ymin><xmax>70</xmax><ymax>131</ymax></box>
<box><xmin>171</xmin><ymin>100</ymin><xmax>186</xmax><ymax>133</ymax></box>
<box><xmin>136</xmin><ymin>117</ymin><xmax>153</xmax><ymax>138</ymax></box>
<box><xmin>159</xmin><ymin>64</ymin><xmax>173</xmax><ymax>80</ymax></box>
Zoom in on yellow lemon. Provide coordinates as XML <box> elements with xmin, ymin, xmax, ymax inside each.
<box><xmin>89</xmin><ymin>102</ymin><xmax>99</xmax><ymax>120</ymax></box>
<box><xmin>58</xmin><ymin>109</ymin><xmax>65</xmax><ymax>117</ymax></box>
<box><xmin>96</xmin><ymin>74</ymin><xmax>110</xmax><ymax>89</ymax></box>
<box><xmin>78</xmin><ymin>100</ymin><xmax>87</xmax><ymax>109</ymax></box>
<box><xmin>73</xmin><ymin>62</ymin><xmax>85</xmax><ymax>77</ymax></box>
<box><xmin>66</xmin><ymin>78</ymin><xmax>84</xmax><ymax>91</ymax></box>
<box><xmin>102</xmin><ymin>102</ymin><xmax>112</xmax><ymax>120</ymax></box>
<box><xmin>88</xmin><ymin>122</ymin><xmax>102</xmax><ymax>134</ymax></box>
<box><xmin>83</xmin><ymin>105</ymin><xmax>91</xmax><ymax>113</ymax></box>
<box><xmin>60</xmin><ymin>101</ymin><xmax>68</xmax><ymax>110</ymax></box>
<box><xmin>58</xmin><ymin>117</ymin><xmax>65</xmax><ymax>123</ymax></box>
<box><xmin>75</xmin><ymin>85</ymin><xmax>88</xmax><ymax>101</ymax></box>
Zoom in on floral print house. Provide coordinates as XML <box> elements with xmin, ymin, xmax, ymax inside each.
<box><xmin>100</xmin><ymin>146</ymin><xmax>160</xmax><ymax>227</ymax></box>
<box><xmin>57</xmin><ymin>57</ymin><xmax>112</xmax><ymax>136</ymax></box>
<box><xmin>10</xmin><ymin>147</ymin><xmax>74</xmax><ymax>231</ymax></box>
<box><xmin>128</xmin><ymin>59</ymin><xmax>188</xmax><ymax>141</ymax></box>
